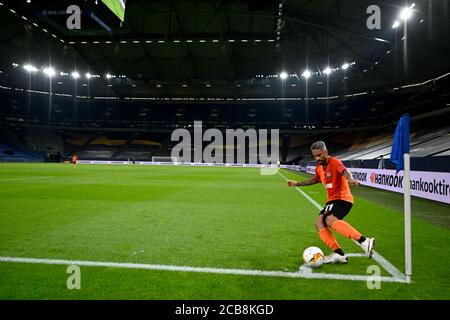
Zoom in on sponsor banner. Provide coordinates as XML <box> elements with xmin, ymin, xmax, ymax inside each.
<box><xmin>78</xmin><ymin>160</ymin><xmax>130</xmax><ymax>165</ymax></box>
<box><xmin>348</xmin><ymin>168</ymin><xmax>450</xmax><ymax>204</ymax></box>
<box><xmin>282</xmin><ymin>165</ymin><xmax>302</xmax><ymax>172</ymax></box>
<box><xmin>78</xmin><ymin>160</ymin><xmax>276</xmax><ymax>169</ymax></box>
<box><xmin>305</xmin><ymin>166</ymin><xmax>316</xmax><ymax>174</ymax></box>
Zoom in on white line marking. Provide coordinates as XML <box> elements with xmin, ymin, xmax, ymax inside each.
<box><xmin>353</xmin><ymin>240</ymin><xmax>406</xmax><ymax>281</ymax></box>
<box><xmin>277</xmin><ymin>170</ymin><xmax>322</xmax><ymax>210</ymax></box>
<box><xmin>0</xmin><ymin>176</ymin><xmax>54</xmax><ymax>182</ymax></box>
<box><xmin>0</xmin><ymin>256</ymin><xmax>407</xmax><ymax>283</ymax></box>
<box><xmin>278</xmin><ymin>170</ymin><xmax>407</xmax><ymax>282</ymax></box>
<box><xmin>0</xmin><ymin>170</ymin><xmax>407</xmax><ymax>284</ymax></box>
<box><xmin>346</xmin><ymin>253</ymin><xmax>365</xmax><ymax>257</ymax></box>
<box><xmin>298</xmin><ymin>265</ymin><xmax>406</xmax><ymax>283</ymax></box>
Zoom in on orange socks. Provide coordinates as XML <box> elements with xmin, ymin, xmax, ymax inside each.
<box><xmin>331</xmin><ymin>220</ymin><xmax>362</xmax><ymax>241</ymax></box>
<box><xmin>318</xmin><ymin>228</ymin><xmax>340</xmax><ymax>251</ymax></box>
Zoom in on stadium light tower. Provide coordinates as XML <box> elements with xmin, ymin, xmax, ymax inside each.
<box><xmin>301</xmin><ymin>70</ymin><xmax>311</xmax><ymax>79</ymax></box>
<box><xmin>341</xmin><ymin>63</ymin><xmax>350</xmax><ymax>70</ymax></box>
<box><xmin>393</xmin><ymin>4</ymin><xmax>415</xmax><ymax>28</ymax></box>
<box><xmin>71</xmin><ymin>71</ymin><xmax>80</xmax><ymax>79</ymax></box>
<box><xmin>399</xmin><ymin>4</ymin><xmax>415</xmax><ymax>21</ymax></box>
<box><xmin>323</xmin><ymin>67</ymin><xmax>332</xmax><ymax>75</ymax></box>
<box><xmin>23</xmin><ymin>64</ymin><xmax>38</xmax><ymax>72</ymax></box>
<box><xmin>43</xmin><ymin>67</ymin><xmax>56</xmax><ymax>77</ymax></box>
<box><xmin>279</xmin><ymin>71</ymin><xmax>288</xmax><ymax>80</ymax></box>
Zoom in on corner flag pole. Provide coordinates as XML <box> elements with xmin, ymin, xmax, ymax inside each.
<box><xmin>404</xmin><ymin>152</ymin><xmax>412</xmax><ymax>283</ymax></box>
<box><xmin>390</xmin><ymin>113</ymin><xmax>412</xmax><ymax>283</ymax></box>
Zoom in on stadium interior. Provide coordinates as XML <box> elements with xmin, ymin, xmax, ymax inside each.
<box><xmin>0</xmin><ymin>0</ymin><xmax>449</xmax><ymax>168</ymax></box>
<box><xmin>0</xmin><ymin>0</ymin><xmax>449</xmax><ymax>303</ymax></box>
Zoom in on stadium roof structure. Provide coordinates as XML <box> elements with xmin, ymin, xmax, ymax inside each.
<box><xmin>0</xmin><ymin>0</ymin><xmax>449</xmax><ymax>100</ymax></box>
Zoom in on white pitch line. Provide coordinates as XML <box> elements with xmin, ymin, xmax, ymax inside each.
<box><xmin>298</xmin><ymin>265</ymin><xmax>406</xmax><ymax>283</ymax></box>
<box><xmin>277</xmin><ymin>170</ymin><xmax>323</xmax><ymax>210</ymax></box>
<box><xmin>0</xmin><ymin>176</ymin><xmax>54</xmax><ymax>182</ymax></box>
<box><xmin>0</xmin><ymin>256</ymin><xmax>301</xmax><ymax>278</ymax></box>
<box><xmin>346</xmin><ymin>253</ymin><xmax>365</xmax><ymax>257</ymax></box>
<box><xmin>0</xmin><ymin>256</ymin><xmax>406</xmax><ymax>283</ymax></box>
<box><xmin>0</xmin><ymin>170</ymin><xmax>407</xmax><ymax>284</ymax></box>
<box><xmin>278</xmin><ymin>170</ymin><xmax>407</xmax><ymax>282</ymax></box>
<box><xmin>357</xmin><ymin>241</ymin><xmax>406</xmax><ymax>281</ymax></box>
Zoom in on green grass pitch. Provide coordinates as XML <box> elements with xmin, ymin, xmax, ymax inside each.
<box><xmin>0</xmin><ymin>163</ymin><xmax>449</xmax><ymax>299</ymax></box>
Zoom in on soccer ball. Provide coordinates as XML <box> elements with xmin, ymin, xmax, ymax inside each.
<box><xmin>302</xmin><ymin>246</ymin><xmax>324</xmax><ymax>268</ymax></box>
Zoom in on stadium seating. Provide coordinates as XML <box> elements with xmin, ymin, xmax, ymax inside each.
<box><xmin>336</xmin><ymin>126</ymin><xmax>450</xmax><ymax>160</ymax></box>
<box><xmin>0</xmin><ymin>143</ymin><xmax>45</xmax><ymax>162</ymax></box>
<box><xmin>23</xmin><ymin>127</ymin><xmax>65</xmax><ymax>155</ymax></box>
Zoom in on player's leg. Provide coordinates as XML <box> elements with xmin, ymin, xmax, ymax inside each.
<box><xmin>314</xmin><ymin>215</ymin><xmax>340</xmax><ymax>251</ymax></box>
<box><xmin>325</xmin><ymin>214</ymin><xmax>362</xmax><ymax>241</ymax></box>
<box><xmin>315</xmin><ymin>210</ymin><xmax>348</xmax><ymax>264</ymax></box>
<box><xmin>324</xmin><ymin>201</ymin><xmax>375</xmax><ymax>257</ymax></box>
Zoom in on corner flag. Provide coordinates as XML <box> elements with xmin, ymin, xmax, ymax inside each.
<box><xmin>390</xmin><ymin>113</ymin><xmax>410</xmax><ymax>172</ymax></box>
<box><xmin>390</xmin><ymin>113</ymin><xmax>412</xmax><ymax>283</ymax></box>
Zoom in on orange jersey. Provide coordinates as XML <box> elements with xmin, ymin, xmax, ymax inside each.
<box><xmin>314</xmin><ymin>157</ymin><xmax>353</xmax><ymax>204</ymax></box>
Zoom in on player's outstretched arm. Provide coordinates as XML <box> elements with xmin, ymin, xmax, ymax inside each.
<box><xmin>287</xmin><ymin>177</ymin><xmax>318</xmax><ymax>187</ymax></box>
<box><xmin>343</xmin><ymin>169</ymin><xmax>359</xmax><ymax>187</ymax></box>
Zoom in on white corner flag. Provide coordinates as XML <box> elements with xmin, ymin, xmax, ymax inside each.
<box><xmin>390</xmin><ymin>114</ymin><xmax>412</xmax><ymax>283</ymax></box>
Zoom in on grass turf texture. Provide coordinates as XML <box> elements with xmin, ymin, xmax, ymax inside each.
<box><xmin>0</xmin><ymin>163</ymin><xmax>449</xmax><ymax>299</ymax></box>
